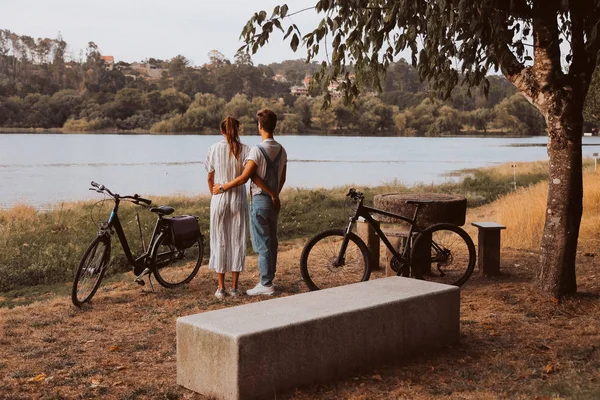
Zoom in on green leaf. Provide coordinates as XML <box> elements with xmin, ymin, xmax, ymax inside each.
<box><xmin>290</xmin><ymin>33</ymin><xmax>300</xmax><ymax>52</ymax></box>
<box><xmin>263</xmin><ymin>22</ymin><xmax>273</xmax><ymax>33</ymax></box>
<box><xmin>273</xmin><ymin>19</ymin><xmax>284</xmax><ymax>32</ymax></box>
<box><xmin>271</xmin><ymin>5</ymin><xmax>280</xmax><ymax>19</ymax></box>
<box><xmin>283</xmin><ymin>25</ymin><xmax>294</xmax><ymax>40</ymax></box>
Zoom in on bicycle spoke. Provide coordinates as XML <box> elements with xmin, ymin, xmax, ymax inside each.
<box><xmin>302</xmin><ymin>230</ymin><xmax>368</xmax><ymax>290</ymax></box>
<box><xmin>413</xmin><ymin>224</ymin><xmax>474</xmax><ymax>286</ymax></box>
<box><xmin>73</xmin><ymin>237</ymin><xmax>110</xmax><ymax>306</ymax></box>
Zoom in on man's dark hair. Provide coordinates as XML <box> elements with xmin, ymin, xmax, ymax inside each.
<box><xmin>256</xmin><ymin>108</ymin><xmax>277</xmax><ymax>134</ymax></box>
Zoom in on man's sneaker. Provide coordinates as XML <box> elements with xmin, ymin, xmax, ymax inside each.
<box><xmin>246</xmin><ymin>283</ymin><xmax>275</xmax><ymax>296</ymax></box>
<box><xmin>214</xmin><ymin>288</ymin><xmax>226</xmax><ymax>299</ymax></box>
<box><xmin>229</xmin><ymin>288</ymin><xmax>241</xmax><ymax>297</ymax></box>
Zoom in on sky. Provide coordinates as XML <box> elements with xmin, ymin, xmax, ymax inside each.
<box><xmin>0</xmin><ymin>0</ymin><xmax>324</xmax><ymax>66</ymax></box>
<box><xmin>0</xmin><ymin>1</ymin><xmax>572</xmax><ymax>72</ymax></box>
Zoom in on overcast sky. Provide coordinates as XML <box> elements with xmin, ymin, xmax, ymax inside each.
<box><xmin>0</xmin><ymin>0</ymin><xmax>324</xmax><ymax>66</ymax></box>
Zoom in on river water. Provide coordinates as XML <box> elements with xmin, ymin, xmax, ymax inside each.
<box><xmin>1</xmin><ymin>133</ymin><xmax>599</xmax><ymax>208</ymax></box>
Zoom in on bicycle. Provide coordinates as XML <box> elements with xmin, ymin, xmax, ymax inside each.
<box><xmin>72</xmin><ymin>181</ymin><xmax>204</xmax><ymax>307</ymax></box>
<box><xmin>299</xmin><ymin>188</ymin><xmax>476</xmax><ymax>290</ymax></box>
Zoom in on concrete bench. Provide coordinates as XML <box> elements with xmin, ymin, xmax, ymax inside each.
<box><xmin>471</xmin><ymin>222</ymin><xmax>506</xmax><ymax>276</ymax></box>
<box><xmin>177</xmin><ymin>277</ymin><xmax>460</xmax><ymax>400</ymax></box>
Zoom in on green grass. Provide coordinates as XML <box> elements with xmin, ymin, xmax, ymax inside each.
<box><xmin>0</xmin><ymin>161</ymin><xmax>565</xmax><ymax>295</ymax></box>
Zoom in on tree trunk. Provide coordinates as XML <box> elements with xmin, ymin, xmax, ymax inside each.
<box><xmin>537</xmin><ymin>102</ymin><xmax>583</xmax><ymax>297</ymax></box>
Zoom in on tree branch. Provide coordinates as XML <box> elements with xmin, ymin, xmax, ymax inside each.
<box><xmin>568</xmin><ymin>2</ymin><xmax>593</xmax><ymax>92</ymax></box>
<box><xmin>497</xmin><ymin>42</ymin><xmax>536</xmax><ymax>100</ymax></box>
<box><xmin>583</xmin><ymin>6</ymin><xmax>600</xmax><ymax>76</ymax></box>
<box><xmin>286</xmin><ymin>6</ymin><xmax>316</xmax><ymax>18</ymax></box>
<box><xmin>530</xmin><ymin>0</ymin><xmax>563</xmax><ymax>92</ymax></box>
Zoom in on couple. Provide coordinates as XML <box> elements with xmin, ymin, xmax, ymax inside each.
<box><xmin>205</xmin><ymin>109</ymin><xmax>287</xmax><ymax>299</ymax></box>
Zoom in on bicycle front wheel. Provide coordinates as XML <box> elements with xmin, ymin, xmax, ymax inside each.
<box><xmin>411</xmin><ymin>223</ymin><xmax>476</xmax><ymax>286</ymax></box>
<box><xmin>72</xmin><ymin>235</ymin><xmax>111</xmax><ymax>307</ymax></box>
<box><xmin>300</xmin><ymin>229</ymin><xmax>370</xmax><ymax>291</ymax></box>
<box><xmin>151</xmin><ymin>233</ymin><xmax>203</xmax><ymax>288</ymax></box>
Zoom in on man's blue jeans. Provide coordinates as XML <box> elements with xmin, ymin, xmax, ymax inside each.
<box><xmin>250</xmin><ymin>195</ymin><xmax>279</xmax><ymax>286</ymax></box>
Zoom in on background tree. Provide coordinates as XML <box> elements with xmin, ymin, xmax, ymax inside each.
<box><xmin>240</xmin><ymin>0</ymin><xmax>600</xmax><ymax>297</ymax></box>
<box><xmin>467</xmin><ymin>108</ymin><xmax>495</xmax><ymax>133</ymax></box>
<box><xmin>207</xmin><ymin>50</ymin><xmax>229</xmax><ymax>68</ymax></box>
<box><xmin>234</xmin><ymin>50</ymin><xmax>254</xmax><ymax>66</ymax></box>
<box><xmin>294</xmin><ymin>96</ymin><xmax>313</xmax><ymax>129</ymax></box>
<box><xmin>494</xmin><ymin>93</ymin><xmax>547</xmax><ymax>136</ymax></box>
<box><xmin>584</xmin><ymin>66</ymin><xmax>600</xmax><ymax>125</ymax></box>
<box><xmin>168</xmin><ymin>55</ymin><xmax>190</xmax><ymax>78</ymax></box>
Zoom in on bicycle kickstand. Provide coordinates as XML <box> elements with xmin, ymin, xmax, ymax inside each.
<box><xmin>134</xmin><ymin>268</ymin><xmax>150</xmax><ymax>285</ymax></box>
<box><xmin>134</xmin><ymin>268</ymin><xmax>156</xmax><ymax>293</ymax></box>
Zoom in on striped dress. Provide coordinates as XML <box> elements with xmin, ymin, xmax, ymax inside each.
<box><xmin>205</xmin><ymin>140</ymin><xmax>250</xmax><ymax>273</ymax></box>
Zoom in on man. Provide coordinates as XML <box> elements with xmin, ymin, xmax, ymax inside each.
<box><xmin>212</xmin><ymin>109</ymin><xmax>287</xmax><ymax>295</ymax></box>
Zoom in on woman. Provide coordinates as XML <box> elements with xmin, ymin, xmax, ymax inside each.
<box><xmin>205</xmin><ymin>117</ymin><xmax>249</xmax><ymax>298</ymax></box>
<box><xmin>205</xmin><ymin>116</ymin><xmax>275</xmax><ymax>299</ymax></box>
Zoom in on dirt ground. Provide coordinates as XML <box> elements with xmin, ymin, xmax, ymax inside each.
<box><xmin>1</xmin><ymin>240</ymin><xmax>599</xmax><ymax>400</ymax></box>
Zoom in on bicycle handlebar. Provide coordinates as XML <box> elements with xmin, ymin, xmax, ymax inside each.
<box><xmin>89</xmin><ymin>181</ymin><xmax>152</xmax><ymax>205</ymax></box>
<box><xmin>346</xmin><ymin>188</ymin><xmax>365</xmax><ymax>201</ymax></box>
<box><xmin>122</xmin><ymin>194</ymin><xmax>152</xmax><ymax>206</ymax></box>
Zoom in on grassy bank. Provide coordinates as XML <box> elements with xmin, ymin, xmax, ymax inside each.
<box><xmin>1</xmin><ymin>159</ymin><xmax>596</xmax><ymax>294</ymax></box>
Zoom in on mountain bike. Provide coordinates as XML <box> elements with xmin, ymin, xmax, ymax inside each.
<box><xmin>299</xmin><ymin>188</ymin><xmax>476</xmax><ymax>290</ymax></box>
<box><xmin>72</xmin><ymin>181</ymin><xmax>204</xmax><ymax>307</ymax></box>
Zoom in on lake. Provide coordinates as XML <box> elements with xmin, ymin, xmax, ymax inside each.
<box><xmin>2</xmin><ymin>133</ymin><xmax>600</xmax><ymax>209</ymax></box>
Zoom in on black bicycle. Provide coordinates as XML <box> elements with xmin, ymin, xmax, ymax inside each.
<box><xmin>300</xmin><ymin>188</ymin><xmax>476</xmax><ymax>290</ymax></box>
<box><xmin>72</xmin><ymin>181</ymin><xmax>204</xmax><ymax>307</ymax></box>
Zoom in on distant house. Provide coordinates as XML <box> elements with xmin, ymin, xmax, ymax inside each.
<box><xmin>290</xmin><ymin>85</ymin><xmax>309</xmax><ymax>96</ymax></box>
<box><xmin>100</xmin><ymin>55</ymin><xmax>115</xmax><ymax>71</ymax></box>
<box><xmin>130</xmin><ymin>61</ymin><xmax>164</xmax><ymax>79</ymax></box>
<box><xmin>291</xmin><ymin>75</ymin><xmax>312</xmax><ymax>96</ymax></box>
<box><xmin>290</xmin><ymin>75</ymin><xmax>345</xmax><ymax>97</ymax></box>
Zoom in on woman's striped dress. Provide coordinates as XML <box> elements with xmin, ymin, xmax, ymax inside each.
<box><xmin>205</xmin><ymin>140</ymin><xmax>250</xmax><ymax>273</ymax></box>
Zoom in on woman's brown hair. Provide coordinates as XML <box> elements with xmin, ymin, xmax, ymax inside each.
<box><xmin>220</xmin><ymin>116</ymin><xmax>242</xmax><ymax>160</ymax></box>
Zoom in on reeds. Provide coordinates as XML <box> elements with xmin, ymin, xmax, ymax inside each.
<box><xmin>495</xmin><ymin>171</ymin><xmax>600</xmax><ymax>252</ymax></box>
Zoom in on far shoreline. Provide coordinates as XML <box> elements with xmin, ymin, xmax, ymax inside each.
<box><xmin>0</xmin><ymin>127</ymin><xmax>548</xmax><ymax>139</ymax></box>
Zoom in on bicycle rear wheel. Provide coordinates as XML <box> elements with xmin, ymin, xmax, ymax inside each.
<box><xmin>72</xmin><ymin>235</ymin><xmax>111</xmax><ymax>307</ymax></box>
<box><xmin>151</xmin><ymin>233</ymin><xmax>203</xmax><ymax>288</ymax></box>
<box><xmin>411</xmin><ymin>223</ymin><xmax>475</xmax><ymax>286</ymax></box>
<box><xmin>300</xmin><ymin>229</ymin><xmax>370</xmax><ymax>291</ymax></box>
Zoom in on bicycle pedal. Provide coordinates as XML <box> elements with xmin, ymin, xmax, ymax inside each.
<box><xmin>134</xmin><ymin>267</ymin><xmax>150</xmax><ymax>284</ymax></box>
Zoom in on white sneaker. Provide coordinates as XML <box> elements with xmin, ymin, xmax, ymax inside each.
<box><xmin>229</xmin><ymin>288</ymin><xmax>241</xmax><ymax>297</ymax></box>
<box><xmin>246</xmin><ymin>283</ymin><xmax>275</xmax><ymax>296</ymax></box>
<box><xmin>214</xmin><ymin>288</ymin><xmax>226</xmax><ymax>299</ymax></box>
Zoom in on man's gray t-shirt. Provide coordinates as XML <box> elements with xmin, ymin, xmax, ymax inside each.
<box><xmin>245</xmin><ymin>138</ymin><xmax>287</xmax><ymax>196</ymax></box>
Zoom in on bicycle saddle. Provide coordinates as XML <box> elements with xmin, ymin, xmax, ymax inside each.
<box><xmin>150</xmin><ymin>205</ymin><xmax>175</xmax><ymax>215</ymax></box>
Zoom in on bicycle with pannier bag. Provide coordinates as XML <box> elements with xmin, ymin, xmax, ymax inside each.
<box><xmin>72</xmin><ymin>181</ymin><xmax>204</xmax><ymax>307</ymax></box>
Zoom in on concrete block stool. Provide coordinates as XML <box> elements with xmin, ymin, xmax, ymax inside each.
<box><xmin>471</xmin><ymin>222</ymin><xmax>506</xmax><ymax>276</ymax></box>
<box><xmin>356</xmin><ymin>218</ymin><xmax>381</xmax><ymax>270</ymax></box>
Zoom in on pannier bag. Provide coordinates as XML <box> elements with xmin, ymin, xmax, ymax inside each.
<box><xmin>167</xmin><ymin>215</ymin><xmax>200</xmax><ymax>250</ymax></box>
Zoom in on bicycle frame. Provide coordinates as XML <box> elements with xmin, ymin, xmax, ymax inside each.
<box><xmin>101</xmin><ymin>197</ymin><xmax>166</xmax><ymax>274</ymax></box>
<box><xmin>339</xmin><ymin>198</ymin><xmax>422</xmax><ymax>267</ymax></box>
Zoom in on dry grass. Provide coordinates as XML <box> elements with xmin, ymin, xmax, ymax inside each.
<box><xmin>2</xmin><ymin>163</ymin><xmax>600</xmax><ymax>399</ymax></box>
<box><xmin>493</xmin><ymin>171</ymin><xmax>600</xmax><ymax>252</ymax></box>
<box><xmin>1</xmin><ymin>217</ymin><xmax>600</xmax><ymax>399</ymax></box>
<box><xmin>482</xmin><ymin>160</ymin><xmax>550</xmax><ymax>177</ymax></box>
